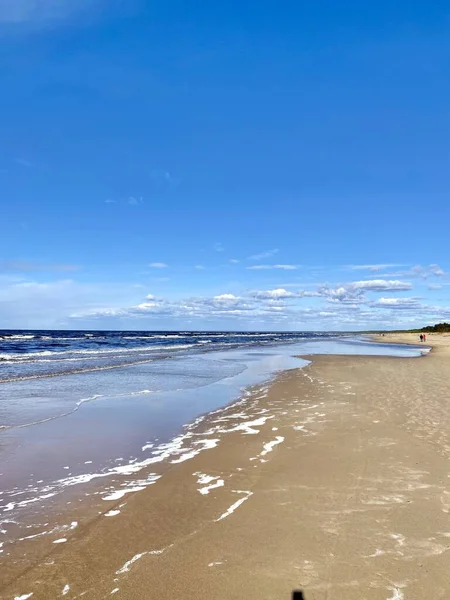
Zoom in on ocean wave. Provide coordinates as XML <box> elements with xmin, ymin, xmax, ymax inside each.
<box><xmin>0</xmin><ymin>334</ymin><xmax>35</xmax><ymax>340</ymax></box>
<box><xmin>38</xmin><ymin>336</ymin><xmax>88</xmax><ymax>341</ymax></box>
<box><xmin>0</xmin><ymin>343</ymin><xmax>197</xmax><ymax>363</ymax></box>
<box><xmin>123</xmin><ymin>334</ymin><xmax>184</xmax><ymax>340</ymax></box>
<box><xmin>0</xmin><ymin>350</ymin><xmax>54</xmax><ymax>361</ymax></box>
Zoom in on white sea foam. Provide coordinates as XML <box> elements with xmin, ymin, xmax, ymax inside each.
<box><xmin>116</xmin><ymin>548</ymin><xmax>166</xmax><ymax>574</ymax></box>
<box><xmin>170</xmin><ymin>438</ymin><xmax>219</xmax><ymax>464</ymax></box>
<box><xmin>261</xmin><ymin>436</ymin><xmax>284</xmax><ymax>456</ymax></box>
<box><xmin>116</xmin><ymin>552</ymin><xmax>147</xmax><ymax>574</ymax></box>
<box><xmin>105</xmin><ymin>509</ymin><xmax>121</xmax><ymax>517</ymax></box>
<box><xmin>102</xmin><ymin>485</ymin><xmax>147</xmax><ymax>501</ymax></box>
<box><xmin>2</xmin><ymin>492</ymin><xmax>57</xmax><ymax>513</ymax></box>
<box><xmin>3</xmin><ymin>425</ymin><xmax>223</xmax><ymax>516</ymax></box>
<box><xmin>14</xmin><ymin>594</ymin><xmax>33</xmax><ymax>600</ymax></box>
<box><xmin>56</xmin><ymin>462</ymin><xmax>162</xmax><ymax>489</ymax></box>
<box><xmin>212</xmin><ymin>412</ymin><xmax>249</xmax><ymax>423</ymax></box>
<box><xmin>199</xmin><ymin>479</ymin><xmax>224</xmax><ymax>495</ymax></box>
<box><xmin>0</xmin><ymin>350</ymin><xmax>53</xmax><ymax>361</ymax></box>
<box><xmin>216</xmin><ymin>416</ymin><xmax>273</xmax><ymax>435</ymax></box>
<box><xmin>3</xmin><ymin>334</ymin><xmax>35</xmax><ymax>340</ymax></box>
<box><xmin>55</xmin><ymin>432</ymin><xmax>205</xmax><ymax>499</ymax></box>
<box><xmin>215</xmin><ymin>491</ymin><xmax>253</xmax><ymax>521</ymax></box>
<box><xmin>17</xmin><ymin>530</ymin><xmax>48</xmax><ymax>542</ymax></box>
<box><xmin>195</xmin><ymin>473</ymin><xmax>216</xmax><ymax>485</ymax></box>
<box><xmin>123</xmin><ymin>334</ymin><xmax>184</xmax><ymax>340</ymax></box>
<box><xmin>53</xmin><ymin>538</ymin><xmax>67</xmax><ymax>544</ymax></box>
<box><xmin>62</xmin><ymin>584</ymin><xmax>70</xmax><ymax>596</ymax></box>
<box><xmin>194</xmin><ymin>473</ymin><xmax>225</xmax><ymax>495</ymax></box>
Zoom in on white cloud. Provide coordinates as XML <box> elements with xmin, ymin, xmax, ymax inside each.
<box><xmin>214</xmin><ymin>243</ymin><xmax>225</xmax><ymax>252</ymax></box>
<box><xmin>318</xmin><ymin>284</ymin><xmax>365</xmax><ymax>304</ymax></box>
<box><xmin>410</xmin><ymin>265</ymin><xmax>436</xmax><ymax>278</ymax></box>
<box><xmin>79</xmin><ymin>307</ymin><xmax>124</xmax><ymax>318</ymax></box>
<box><xmin>248</xmin><ymin>249</ymin><xmax>279</xmax><ymax>261</ymax></box>
<box><xmin>317</xmin><ymin>279</ymin><xmax>413</xmax><ymax>304</ymax></box>
<box><xmin>3</xmin><ymin>265</ymin><xmax>449</xmax><ymax>330</ymax></box>
<box><xmin>352</xmin><ymin>279</ymin><xmax>412</xmax><ymax>291</ymax></box>
<box><xmin>251</xmin><ymin>288</ymin><xmax>294</xmax><ymax>300</ymax></box>
<box><xmin>230</xmin><ymin>259</ymin><xmax>239</xmax><ymax>264</ymax></box>
<box><xmin>247</xmin><ymin>264</ymin><xmax>299</xmax><ymax>271</ymax></box>
<box><xmin>388</xmin><ymin>264</ymin><xmax>447</xmax><ymax>279</ymax></box>
<box><xmin>71</xmin><ymin>291</ymin><xmax>278</xmax><ymax>322</ymax></box>
<box><xmin>429</xmin><ymin>264</ymin><xmax>445</xmax><ymax>276</ymax></box>
<box><xmin>371</xmin><ymin>297</ymin><xmax>421</xmax><ymax>309</ymax></box>
<box><xmin>428</xmin><ymin>284</ymin><xmax>442</xmax><ymax>290</ymax></box>
<box><xmin>149</xmin><ymin>263</ymin><xmax>168</xmax><ymax>269</ymax></box>
<box><xmin>136</xmin><ymin>301</ymin><xmax>161</xmax><ymax>311</ymax></box>
<box><xmin>212</xmin><ymin>293</ymin><xmax>240</xmax><ymax>303</ymax></box>
<box><xmin>250</xmin><ymin>288</ymin><xmax>319</xmax><ymax>300</ymax></box>
<box><xmin>195</xmin><ymin>265</ymin><xmax>205</xmax><ymax>270</ymax></box>
<box><xmin>346</xmin><ymin>264</ymin><xmax>405</xmax><ymax>272</ymax></box>
<box><xmin>68</xmin><ymin>286</ymin><xmax>332</xmax><ymax>326</ymax></box>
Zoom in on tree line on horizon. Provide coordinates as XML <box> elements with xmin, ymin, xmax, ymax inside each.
<box><xmin>378</xmin><ymin>322</ymin><xmax>450</xmax><ymax>334</ymax></box>
<box><xmin>417</xmin><ymin>322</ymin><xmax>450</xmax><ymax>333</ymax></box>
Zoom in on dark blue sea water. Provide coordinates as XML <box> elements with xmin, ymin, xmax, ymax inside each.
<box><xmin>0</xmin><ymin>330</ymin><xmax>343</xmax><ymax>382</ymax></box>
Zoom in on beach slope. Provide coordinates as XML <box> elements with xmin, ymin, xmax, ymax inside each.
<box><xmin>3</xmin><ymin>335</ymin><xmax>450</xmax><ymax>600</ymax></box>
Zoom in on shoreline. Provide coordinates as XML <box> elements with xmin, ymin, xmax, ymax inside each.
<box><xmin>3</xmin><ymin>338</ymin><xmax>450</xmax><ymax>599</ymax></box>
<box><xmin>0</xmin><ymin>338</ymin><xmax>415</xmax><ymax>549</ymax></box>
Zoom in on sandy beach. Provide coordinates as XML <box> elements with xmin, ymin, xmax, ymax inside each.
<box><xmin>2</xmin><ymin>334</ymin><xmax>450</xmax><ymax>599</ymax></box>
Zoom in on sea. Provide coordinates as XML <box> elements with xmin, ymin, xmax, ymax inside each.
<box><xmin>0</xmin><ymin>330</ymin><xmax>425</xmax><ymax>554</ymax></box>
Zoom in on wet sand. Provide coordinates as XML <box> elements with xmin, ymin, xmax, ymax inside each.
<box><xmin>2</xmin><ymin>335</ymin><xmax>450</xmax><ymax>599</ymax></box>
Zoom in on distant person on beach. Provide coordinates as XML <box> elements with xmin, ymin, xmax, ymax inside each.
<box><xmin>419</xmin><ymin>334</ymin><xmax>423</xmax><ymax>342</ymax></box>
<box><xmin>423</xmin><ymin>333</ymin><xmax>427</xmax><ymax>342</ymax></box>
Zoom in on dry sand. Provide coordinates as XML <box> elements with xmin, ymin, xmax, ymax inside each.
<box><xmin>2</xmin><ymin>334</ymin><xmax>450</xmax><ymax>599</ymax></box>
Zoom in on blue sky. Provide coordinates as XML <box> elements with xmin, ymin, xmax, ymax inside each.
<box><xmin>1</xmin><ymin>1</ymin><xmax>449</xmax><ymax>330</ymax></box>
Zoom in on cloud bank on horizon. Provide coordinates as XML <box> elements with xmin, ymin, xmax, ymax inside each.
<box><xmin>1</xmin><ymin>262</ymin><xmax>449</xmax><ymax>331</ymax></box>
